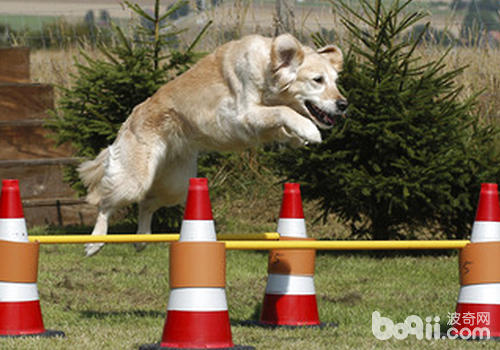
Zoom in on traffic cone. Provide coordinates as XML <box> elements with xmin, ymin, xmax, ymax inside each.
<box><xmin>452</xmin><ymin>183</ymin><xmax>500</xmax><ymax>339</ymax></box>
<box><xmin>258</xmin><ymin>183</ymin><xmax>321</xmax><ymax>327</ymax></box>
<box><xmin>178</xmin><ymin>177</ymin><xmax>216</xmax><ymax>242</ymax></box>
<box><xmin>470</xmin><ymin>183</ymin><xmax>500</xmax><ymax>242</ymax></box>
<box><xmin>0</xmin><ymin>179</ymin><xmax>64</xmax><ymax>338</ymax></box>
<box><xmin>140</xmin><ymin>178</ymin><xmax>254</xmax><ymax>350</ymax></box>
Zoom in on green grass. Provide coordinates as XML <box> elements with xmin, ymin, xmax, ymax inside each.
<box><xmin>1</xmin><ymin>242</ymin><xmax>499</xmax><ymax>349</ymax></box>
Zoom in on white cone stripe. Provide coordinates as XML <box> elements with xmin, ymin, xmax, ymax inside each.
<box><xmin>0</xmin><ymin>218</ymin><xmax>28</xmax><ymax>242</ymax></box>
<box><xmin>265</xmin><ymin>274</ymin><xmax>316</xmax><ymax>295</ymax></box>
<box><xmin>470</xmin><ymin>221</ymin><xmax>500</xmax><ymax>242</ymax></box>
<box><xmin>0</xmin><ymin>282</ymin><xmax>39</xmax><ymax>302</ymax></box>
<box><xmin>167</xmin><ymin>288</ymin><xmax>228</xmax><ymax>311</ymax></box>
<box><xmin>458</xmin><ymin>283</ymin><xmax>500</xmax><ymax>304</ymax></box>
<box><xmin>179</xmin><ymin>220</ymin><xmax>216</xmax><ymax>242</ymax></box>
<box><xmin>277</xmin><ymin>218</ymin><xmax>307</xmax><ymax>238</ymax></box>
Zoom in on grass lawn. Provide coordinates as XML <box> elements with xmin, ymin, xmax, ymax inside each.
<box><xmin>1</xmin><ymin>241</ymin><xmax>498</xmax><ymax>349</ymax></box>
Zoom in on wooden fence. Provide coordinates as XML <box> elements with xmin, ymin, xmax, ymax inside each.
<box><xmin>0</xmin><ymin>47</ymin><xmax>96</xmax><ymax>227</ymax></box>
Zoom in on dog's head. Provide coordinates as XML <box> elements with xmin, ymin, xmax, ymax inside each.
<box><xmin>267</xmin><ymin>34</ymin><xmax>348</xmax><ymax>129</ymax></box>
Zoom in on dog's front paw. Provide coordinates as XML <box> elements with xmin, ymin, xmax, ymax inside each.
<box><xmin>285</xmin><ymin>118</ymin><xmax>322</xmax><ymax>146</ymax></box>
<box><xmin>300</xmin><ymin>123</ymin><xmax>322</xmax><ymax>144</ymax></box>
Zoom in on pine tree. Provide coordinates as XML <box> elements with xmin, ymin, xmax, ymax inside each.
<box><xmin>273</xmin><ymin>0</ymin><xmax>500</xmax><ymax>239</ymax></box>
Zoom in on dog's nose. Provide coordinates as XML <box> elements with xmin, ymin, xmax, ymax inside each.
<box><xmin>336</xmin><ymin>99</ymin><xmax>348</xmax><ymax>112</ymax></box>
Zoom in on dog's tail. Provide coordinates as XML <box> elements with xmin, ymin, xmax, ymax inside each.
<box><xmin>78</xmin><ymin>148</ymin><xmax>109</xmax><ymax>206</ymax></box>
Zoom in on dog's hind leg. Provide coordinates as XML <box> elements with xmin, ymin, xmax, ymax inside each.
<box><xmin>85</xmin><ymin>208</ymin><xmax>113</xmax><ymax>257</ymax></box>
<box><xmin>134</xmin><ymin>198</ymin><xmax>160</xmax><ymax>252</ymax></box>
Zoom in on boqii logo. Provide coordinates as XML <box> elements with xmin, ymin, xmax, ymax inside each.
<box><xmin>447</xmin><ymin>311</ymin><xmax>491</xmax><ymax>340</ymax></box>
<box><xmin>372</xmin><ymin>311</ymin><xmax>491</xmax><ymax>340</ymax></box>
<box><xmin>372</xmin><ymin>311</ymin><xmax>441</xmax><ymax>340</ymax></box>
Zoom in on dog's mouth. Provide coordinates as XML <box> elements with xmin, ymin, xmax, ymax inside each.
<box><xmin>304</xmin><ymin>101</ymin><xmax>338</xmax><ymax>129</ymax></box>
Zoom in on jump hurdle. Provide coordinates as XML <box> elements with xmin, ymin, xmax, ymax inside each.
<box><xmin>27</xmin><ymin>234</ymin><xmax>469</xmax><ymax>250</ymax></box>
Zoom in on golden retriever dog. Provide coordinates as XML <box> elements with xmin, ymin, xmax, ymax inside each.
<box><xmin>79</xmin><ymin>33</ymin><xmax>347</xmax><ymax>256</ymax></box>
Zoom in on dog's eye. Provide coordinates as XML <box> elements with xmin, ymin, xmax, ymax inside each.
<box><xmin>313</xmin><ymin>76</ymin><xmax>324</xmax><ymax>84</ymax></box>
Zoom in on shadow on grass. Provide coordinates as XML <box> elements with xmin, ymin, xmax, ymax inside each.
<box><xmin>80</xmin><ymin>310</ymin><xmax>165</xmax><ymax>319</ymax></box>
<box><xmin>230</xmin><ymin>303</ymin><xmax>261</xmax><ymax>326</ymax></box>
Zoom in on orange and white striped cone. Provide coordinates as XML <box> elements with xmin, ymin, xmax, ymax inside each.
<box><xmin>258</xmin><ymin>183</ymin><xmax>322</xmax><ymax>327</ymax></box>
<box><xmin>140</xmin><ymin>178</ymin><xmax>254</xmax><ymax>350</ymax></box>
<box><xmin>469</xmin><ymin>183</ymin><xmax>500</xmax><ymax>243</ymax></box>
<box><xmin>452</xmin><ymin>183</ymin><xmax>500</xmax><ymax>339</ymax></box>
<box><xmin>0</xmin><ymin>179</ymin><xmax>64</xmax><ymax>338</ymax></box>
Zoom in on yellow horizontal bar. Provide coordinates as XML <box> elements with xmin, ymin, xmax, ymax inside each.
<box><xmin>28</xmin><ymin>232</ymin><xmax>280</xmax><ymax>244</ymax></box>
<box><xmin>224</xmin><ymin>240</ymin><xmax>470</xmax><ymax>250</ymax></box>
<box><xmin>27</xmin><ymin>234</ymin><xmax>469</xmax><ymax>250</ymax></box>
<box><xmin>220</xmin><ymin>233</ymin><xmax>280</xmax><ymax>241</ymax></box>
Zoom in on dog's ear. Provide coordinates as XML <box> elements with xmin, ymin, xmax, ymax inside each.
<box><xmin>317</xmin><ymin>45</ymin><xmax>343</xmax><ymax>72</ymax></box>
<box><xmin>271</xmin><ymin>34</ymin><xmax>305</xmax><ymax>91</ymax></box>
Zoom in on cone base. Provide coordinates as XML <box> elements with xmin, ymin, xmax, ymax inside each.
<box><xmin>452</xmin><ymin>303</ymin><xmax>500</xmax><ymax>338</ymax></box>
<box><xmin>0</xmin><ymin>329</ymin><xmax>65</xmax><ymax>338</ymax></box>
<box><xmin>0</xmin><ymin>300</ymin><xmax>46</xmax><ymax>336</ymax></box>
<box><xmin>260</xmin><ymin>294</ymin><xmax>320</xmax><ymax>326</ymax></box>
<box><xmin>161</xmin><ymin>310</ymin><xmax>234</xmax><ymax>349</ymax></box>
<box><xmin>139</xmin><ymin>343</ymin><xmax>255</xmax><ymax>350</ymax></box>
